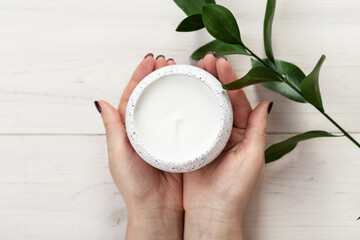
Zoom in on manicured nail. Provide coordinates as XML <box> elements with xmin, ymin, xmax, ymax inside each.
<box><xmin>156</xmin><ymin>55</ymin><xmax>165</xmax><ymax>60</ymax></box>
<box><xmin>217</xmin><ymin>55</ymin><xmax>227</xmax><ymax>61</ymax></box>
<box><xmin>167</xmin><ymin>58</ymin><xmax>174</xmax><ymax>62</ymax></box>
<box><xmin>267</xmin><ymin>102</ymin><xmax>273</xmax><ymax>114</ymax></box>
<box><xmin>205</xmin><ymin>51</ymin><xmax>215</xmax><ymax>55</ymax></box>
<box><xmin>144</xmin><ymin>53</ymin><xmax>153</xmax><ymax>58</ymax></box>
<box><xmin>94</xmin><ymin>101</ymin><xmax>102</xmax><ymax>113</ymax></box>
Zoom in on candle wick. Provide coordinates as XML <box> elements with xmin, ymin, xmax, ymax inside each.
<box><xmin>175</xmin><ymin>118</ymin><xmax>182</xmax><ymax>136</ymax></box>
<box><xmin>176</xmin><ymin>118</ymin><xmax>182</xmax><ymax>125</ymax></box>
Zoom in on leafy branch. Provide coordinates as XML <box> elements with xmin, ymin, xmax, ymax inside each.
<box><xmin>173</xmin><ymin>0</ymin><xmax>360</xmax><ymax>163</ymax></box>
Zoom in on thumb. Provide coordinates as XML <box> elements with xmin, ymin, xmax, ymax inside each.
<box><xmin>241</xmin><ymin>101</ymin><xmax>272</xmax><ymax>153</ymax></box>
<box><xmin>95</xmin><ymin>100</ymin><xmax>128</xmax><ymax>153</ymax></box>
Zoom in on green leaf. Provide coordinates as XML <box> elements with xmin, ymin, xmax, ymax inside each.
<box><xmin>191</xmin><ymin>40</ymin><xmax>249</xmax><ymax>60</ymax></box>
<box><xmin>176</xmin><ymin>14</ymin><xmax>204</xmax><ymax>32</ymax></box>
<box><xmin>357</xmin><ymin>217</ymin><xmax>360</xmax><ymax>221</ymax></box>
<box><xmin>202</xmin><ymin>4</ymin><xmax>242</xmax><ymax>44</ymax></box>
<box><xmin>222</xmin><ymin>67</ymin><xmax>280</xmax><ymax>90</ymax></box>
<box><xmin>301</xmin><ymin>55</ymin><xmax>326</xmax><ymax>112</ymax></box>
<box><xmin>252</xmin><ymin>58</ymin><xmax>306</xmax><ymax>103</ymax></box>
<box><xmin>174</xmin><ymin>0</ymin><xmax>205</xmax><ymax>15</ymax></box>
<box><xmin>264</xmin><ymin>0</ymin><xmax>276</xmax><ymax>65</ymax></box>
<box><xmin>174</xmin><ymin>0</ymin><xmax>216</xmax><ymax>15</ymax></box>
<box><xmin>265</xmin><ymin>131</ymin><xmax>340</xmax><ymax>164</ymax></box>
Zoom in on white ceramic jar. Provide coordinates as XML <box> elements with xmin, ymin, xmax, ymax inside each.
<box><xmin>125</xmin><ymin>65</ymin><xmax>233</xmax><ymax>172</ymax></box>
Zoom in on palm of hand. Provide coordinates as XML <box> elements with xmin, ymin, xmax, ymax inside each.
<box><xmin>99</xmin><ymin>55</ymin><xmax>182</xmax><ymax>211</ymax></box>
<box><xmin>111</xmin><ymin>138</ymin><xmax>183</xmax><ymax>211</ymax></box>
<box><xmin>183</xmin><ymin>54</ymin><xmax>267</xmax><ymax>215</ymax></box>
<box><xmin>183</xmin><ymin>127</ymin><xmax>262</xmax><ymax>214</ymax></box>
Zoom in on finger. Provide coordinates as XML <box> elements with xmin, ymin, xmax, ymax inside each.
<box><xmin>240</xmin><ymin>101</ymin><xmax>272</xmax><ymax>154</ymax></box>
<box><xmin>197</xmin><ymin>58</ymin><xmax>205</xmax><ymax>69</ymax></box>
<box><xmin>216</xmin><ymin>58</ymin><xmax>252</xmax><ymax>128</ymax></box>
<box><xmin>96</xmin><ymin>101</ymin><xmax>129</xmax><ymax>159</ymax></box>
<box><xmin>167</xmin><ymin>58</ymin><xmax>176</xmax><ymax>65</ymax></box>
<box><xmin>215</xmin><ymin>57</ymin><xmax>236</xmax><ymax>85</ymax></box>
<box><xmin>204</xmin><ymin>52</ymin><xmax>218</xmax><ymax>78</ymax></box>
<box><xmin>118</xmin><ymin>54</ymin><xmax>155</xmax><ymax>122</ymax></box>
<box><xmin>154</xmin><ymin>55</ymin><xmax>167</xmax><ymax>70</ymax></box>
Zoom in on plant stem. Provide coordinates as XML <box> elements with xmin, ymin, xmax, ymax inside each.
<box><xmin>323</xmin><ymin>113</ymin><xmax>360</xmax><ymax>147</ymax></box>
<box><xmin>244</xmin><ymin>45</ymin><xmax>360</xmax><ymax>148</ymax></box>
<box><xmin>244</xmin><ymin>46</ymin><xmax>302</xmax><ymax>94</ymax></box>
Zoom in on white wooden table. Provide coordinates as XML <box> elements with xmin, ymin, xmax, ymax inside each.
<box><xmin>1</xmin><ymin>0</ymin><xmax>359</xmax><ymax>239</ymax></box>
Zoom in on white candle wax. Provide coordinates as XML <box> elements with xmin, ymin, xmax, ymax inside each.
<box><xmin>126</xmin><ymin>65</ymin><xmax>233</xmax><ymax>172</ymax></box>
<box><xmin>134</xmin><ymin>74</ymin><xmax>221</xmax><ymax>163</ymax></box>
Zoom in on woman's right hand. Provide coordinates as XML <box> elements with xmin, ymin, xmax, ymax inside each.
<box><xmin>96</xmin><ymin>54</ymin><xmax>184</xmax><ymax>240</ymax></box>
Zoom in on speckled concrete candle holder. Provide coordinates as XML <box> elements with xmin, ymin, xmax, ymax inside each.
<box><xmin>125</xmin><ymin>65</ymin><xmax>233</xmax><ymax>173</ymax></box>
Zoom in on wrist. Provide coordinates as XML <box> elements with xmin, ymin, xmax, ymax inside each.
<box><xmin>184</xmin><ymin>208</ymin><xmax>243</xmax><ymax>240</ymax></box>
<box><xmin>127</xmin><ymin>207</ymin><xmax>184</xmax><ymax>240</ymax></box>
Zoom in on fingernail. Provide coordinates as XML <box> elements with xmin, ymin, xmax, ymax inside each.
<box><xmin>156</xmin><ymin>55</ymin><xmax>165</xmax><ymax>60</ymax></box>
<box><xmin>144</xmin><ymin>53</ymin><xmax>153</xmax><ymax>58</ymax></box>
<box><xmin>205</xmin><ymin>51</ymin><xmax>215</xmax><ymax>55</ymax></box>
<box><xmin>94</xmin><ymin>101</ymin><xmax>102</xmax><ymax>113</ymax></box>
<box><xmin>217</xmin><ymin>55</ymin><xmax>227</xmax><ymax>61</ymax></box>
<box><xmin>167</xmin><ymin>58</ymin><xmax>174</xmax><ymax>62</ymax></box>
<box><xmin>267</xmin><ymin>102</ymin><xmax>273</xmax><ymax>114</ymax></box>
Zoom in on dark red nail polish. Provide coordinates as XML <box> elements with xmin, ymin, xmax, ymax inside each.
<box><xmin>217</xmin><ymin>55</ymin><xmax>227</xmax><ymax>61</ymax></box>
<box><xmin>144</xmin><ymin>53</ymin><xmax>154</xmax><ymax>58</ymax></box>
<box><xmin>167</xmin><ymin>58</ymin><xmax>174</xmax><ymax>62</ymax></box>
<box><xmin>94</xmin><ymin>101</ymin><xmax>102</xmax><ymax>113</ymax></box>
<box><xmin>267</xmin><ymin>102</ymin><xmax>273</xmax><ymax>114</ymax></box>
<box><xmin>156</xmin><ymin>55</ymin><xmax>165</xmax><ymax>60</ymax></box>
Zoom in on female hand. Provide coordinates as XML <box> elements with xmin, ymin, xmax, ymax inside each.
<box><xmin>183</xmin><ymin>53</ymin><xmax>272</xmax><ymax>240</ymax></box>
<box><xmin>95</xmin><ymin>54</ymin><xmax>183</xmax><ymax>240</ymax></box>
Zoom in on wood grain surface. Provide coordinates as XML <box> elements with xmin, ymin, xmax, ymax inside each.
<box><xmin>1</xmin><ymin>0</ymin><xmax>359</xmax><ymax>239</ymax></box>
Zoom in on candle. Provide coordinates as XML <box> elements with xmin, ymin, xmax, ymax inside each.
<box><xmin>134</xmin><ymin>74</ymin><xmax>221</xmax><ymax>162</ymax></box>
<box><xmin>126</xmin><ymin>65</ymin><xmax>233</xmax><ymax>172</ymax></box>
